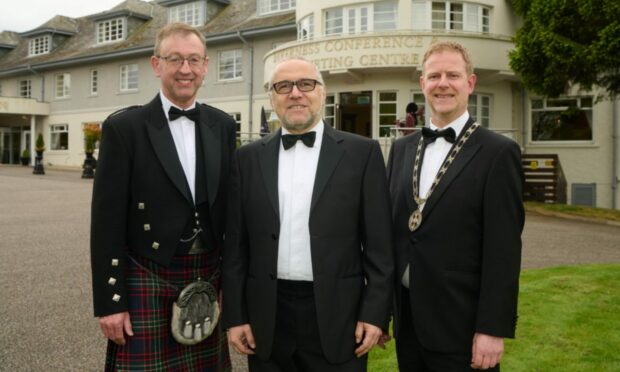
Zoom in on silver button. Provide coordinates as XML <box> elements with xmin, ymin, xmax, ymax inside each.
<box><xmin>144</xmin><ymin>224</ymin><xmax>151</xmax><ymax>231</ymax></box>
<box><xmin>138</xmin><ymin>203</ymin><xmax>145</xmax><ymax>210</ymax></box>
<box><xmin>195</xmin><ymin>212</ymin><xmax>199</xmax><ymax>217</ymax></box>
<box><xmin>152</xmin><ymin>242</ymin><xmax>160</xmax><ymax>250</ymax></box>
<box><xmin>112</xmin><ymin>294</ymin><xmax>121</xmax><ymax>302</ymax></box>
<box><xmin>196</xmin><ymin>220</ymin><xmax>200</xmax><ymax>225</ymax></box>
<box><xmin>108</xmin><ymin>277</ymin><xmax>117</xmax><ymax>286</ymax></box>
<box><xmin>193</xmin><ymin>228</ymin><xmax>198</xmax><ymax>233</ymax></box>
<box><xmin>111</xmin><ymin>259</ymin><xmax>119</xmax><ymax>266</ymax></box>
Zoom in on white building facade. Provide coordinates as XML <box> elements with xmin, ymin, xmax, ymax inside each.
<box><xmin>0</xmin><ymin>0</ymin><xmax>618</xmax><ymax>209</ymax></box>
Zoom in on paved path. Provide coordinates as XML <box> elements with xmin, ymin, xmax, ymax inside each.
<box><xmin>1</xmin><ymin>164</ymin><xmax>619</xmax><ymax>371</ymax></box>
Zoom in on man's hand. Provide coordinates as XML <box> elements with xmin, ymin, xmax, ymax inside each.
<box><xmin>471</xmin><ymin>333</ymin><xmax>503</xmax><ymax>370</ymax></box>
<box><xmin>376</xmin><ymin>332</ymin><xmax>392</xmax><ymax>349</ymax></box>
<box><xmin>227</xmin><ymin>324</ymin><xmax>256</xmax><ymax>355</ymax></box>
<box><xmin>354</xmin><ymin>322</ymin><xmax>383</xmax><ymax>357</ymax></box>
<box><xmin>99</xmin><ymin>311</ymin><xmax>133</xmax><ymax>346</ymax></box>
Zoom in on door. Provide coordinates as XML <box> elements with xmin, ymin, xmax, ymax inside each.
<box><xmin>338</xmin><ymin>91</ymin><xmax>372</xmax><ymax>137</ymax></box>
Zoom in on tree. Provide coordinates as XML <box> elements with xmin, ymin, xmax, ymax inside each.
<box><xmin>509</xmin><ymin>0</ymin><xmax>620</xmax><ymax>98</ymax></box>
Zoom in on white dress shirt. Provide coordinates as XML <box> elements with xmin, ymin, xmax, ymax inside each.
<box><xmin>402</xmin><ymin>111</ymin><xmax>470</xmax><ymax>288</ymax></box>
<box><xmin>160</xmin><ymin>91</ymin><xmax>197</xmax><ymax>204</ymax></box>
<box><xmin>277</xmin><ymin>121</ymin><xmax>325</xmax><ymax>281</ymax></box>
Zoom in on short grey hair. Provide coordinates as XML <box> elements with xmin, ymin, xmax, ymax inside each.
<box><xmin>267</xmin><ymin>56</ymin><xmax>325</xmax><ymax>94</ymax></box>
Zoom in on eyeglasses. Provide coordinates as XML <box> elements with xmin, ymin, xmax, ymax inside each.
<box><xmin>157</xmin><ymin>54</ymin><xmax>206</xmax><ymax>68</ymax></box>
<box><xmin>271</xmin><ymin>79</ymin><xmax>322</xmax><ymax>94</ymax></box>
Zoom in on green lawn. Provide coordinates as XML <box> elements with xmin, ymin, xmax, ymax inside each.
<box><xmin>368</xmin><ymin>264</ymin><xmax>620</xmax><ymax>371</ymax></box>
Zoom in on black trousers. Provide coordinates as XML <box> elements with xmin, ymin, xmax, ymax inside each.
<box><xmin>248</xmin><ymin>280</ymin><xmax>366</xmax><ymax>372</ymax></box>
<box><xmin>396</xmin><ymin>286</ymin><xmax>499</xmax><ymax>372</ymax></box>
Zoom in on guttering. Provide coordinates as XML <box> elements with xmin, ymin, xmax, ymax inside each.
<box><xmin>237</xmin><ymin>30</ymin><xmax>254</xmax><ymax>136</ymax></box>
<box><xmin>208</xmin><ymin>23</ymin><xmax>296</xmax><ymax>44</ymax></box>
<box><xmin>612</xmin><ymin>94</ymin><xmax>618</xmax><ymax>209</ymax></box>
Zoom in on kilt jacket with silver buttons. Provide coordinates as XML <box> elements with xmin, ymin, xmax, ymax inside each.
<box><xmin>90</xmin><ymin>94</ymin><xmax>236</xmax><ymax>317</ymax></box>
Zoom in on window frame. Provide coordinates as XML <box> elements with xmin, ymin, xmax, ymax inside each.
<box><xmin>378</xmin><ymin>91</ymin><xmax>398</xmax><ymax>137</ymax></box>
<box><xmin>90</xmin><ymin>69</ymin><xmax>98</xmax><ymax>96</ymax></box>
<box><xmin>19</xmin><ymin>80</ymin><xmax>32</xmax><ymax>98</ymax></box>
<box><xmin>97</xmin><ymin>17</ymin><xmax>126</xmax><ymax>44</ymax></box>
<box><xmin>50</xmin><ymin>124</ymin><xmax>69</xmax><ymax>151</ymax></box>
<box><xmin>412</xmin><ymin>1</ymin><xmax>490</xmax><ymax>33</ymax></box>
<box><xmin>28</xmin><ymin>35</ymin><xmax>51</xmax><ymax>56</ymax></box>
<box><xmin>530</xmin><ymin>96</ymin><xmax>594</xmax><ymax>143</ymax></box>
<box><xmin>218</xmin><ymin>49</ymin><xmax>243</xmax><ymax>82</ymax></box>
<box><xmin>324</xmin><ymin>1</ymin><xmax>397</xmax><ymax>36</ymax></box>
<box><xmin>468</xmin><ymin>93</ymin><xmax>491</xmax><ymax>128</ymax></box>
<box><xmin>119</xmin><ymin>63</ymin><xmax>139</xmax><ymax>92</ymax></box>
<box><xmin>168</xmin><ymin>1</ymin><xmax>206</xmax><ymax>26</ymax></box>
<box><xmin>257</xmin><ymin>0</ymin><xmax>296</xmax><ymax>16</ymax></box>
<box><xmin>298</xmin><ymin>14</ymin><xmax>315</xmax><ymax>41</ymax></box>
<box><xmin>55</xmin><ymin>73</ymin><xmax>71</xmax><ymax>99</ymax></box>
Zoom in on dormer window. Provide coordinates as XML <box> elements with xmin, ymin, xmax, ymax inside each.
<box><xmin>97</xmin><ymin>18</ymin><xmax>125</xmax><ymax>44</ymax></box>
<box><xmin>28</xmin><ymin>35</ymin><xmax>51</xmax><ymax>56</ymax></box>
<box><xmin>169</xmin><ymin>1</ymin><xmax>207</xmax><ymax>26</ymax></box>
<box><xmin>257</xmin><ymin>0</ymin><xmax>296</xmax><ymax>16</ymax></box>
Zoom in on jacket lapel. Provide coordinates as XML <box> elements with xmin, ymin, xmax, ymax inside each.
<box><xmin>197</xmin><ymin>105</ymin><xmax>221</xmax><ymax>207</ymax></box>
<box><xmin>403</xmin><ymin>134</ymin><xmax>421</xmax><ymax>214</ymax></box>
<box><xmin>144</xmin><ymin>95</ymin><xmax>193</xmax><ymax>204</ymax></box>
<box><xmin>259</xmin><ymin>130</ymin><xmax>282</xmax><ymax>219</ymax></box>
<box><xmin>311</xmin><ymin>125</ymin><xmax>345</xmax><ymax>212</ymax></box>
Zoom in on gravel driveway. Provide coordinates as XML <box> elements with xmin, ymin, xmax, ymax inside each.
<box><xmin>1</xmin><ymin>165</ymin><xmax>619</xmax><ymax>371</ymax></box>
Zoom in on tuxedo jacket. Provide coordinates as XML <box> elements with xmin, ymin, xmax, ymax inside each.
<box><xmin>222</xmin><ymin>124</ymin><xmax>394</xmax><ymax>363</ymax></box>
<box><xmin>90</xmin><ymin>95</ymin><xmax>236</xmax><ymax>317</ymax></box>
<box><xmin>387</xmin><ymin>118</ymin><xmax>524</xmax><ymax>353</ymax></box>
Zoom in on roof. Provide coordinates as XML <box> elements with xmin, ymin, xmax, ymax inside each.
<box><xmin>0</xmin><ymin>0</ymin><xmax>295</xmax><ymax>76</ymax></box>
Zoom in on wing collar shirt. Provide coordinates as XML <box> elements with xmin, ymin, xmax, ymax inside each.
<box><xmin>160</xmin><ymin>91</ymin><xmax>197</xmax><ymax>204</ymax></box>
<box><xmin>402</xmin><ymin>111</ymin><xmax>469</xmax><ymax>288</ymax></box>
<box><xmin>277</xmin><ymin>120</ymin><xmax>325</xmax><ymax>281</ymax></box>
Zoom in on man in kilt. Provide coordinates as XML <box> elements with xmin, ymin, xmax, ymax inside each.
<box><xmin>90</xmin><ymin>22</ymin><xmax>235</xmax><ymax>371</ymax></box>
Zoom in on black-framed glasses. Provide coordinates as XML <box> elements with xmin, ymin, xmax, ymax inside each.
<box><xmin>157</xmin><ymin>54</ymin><xmax>206</xmax><ymax>68</ymax></box>
<box><xmin>271</xmin><ymin>79</ymin><xmax>322</xmax><ymax>94</ymax></box>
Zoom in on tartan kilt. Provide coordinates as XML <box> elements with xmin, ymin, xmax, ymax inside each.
<box><xmin>105</xmin><ymin>253</ymin><xmax>231</xmax><ymax>372</ymax></box>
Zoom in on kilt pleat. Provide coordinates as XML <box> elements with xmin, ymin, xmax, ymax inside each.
<box><xmin>104</xmin><ymin>253</ymin><xmax>231</xmax><ymax>372</ymax></box>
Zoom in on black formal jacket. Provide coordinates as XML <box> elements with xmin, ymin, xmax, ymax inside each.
<box><xmin>222</xmin><ymin>124</ymin><xmax>394</xmax><ymax>363</ymax></box>
<box><xmin>387</xmin><ymin>118</ymin><xmax>524</xmax><ymax>353</ymax></box>
<box><xmin>90</xmin><ymin>95</ymin><xmax>236</xmax><ymax>317</ymax></box>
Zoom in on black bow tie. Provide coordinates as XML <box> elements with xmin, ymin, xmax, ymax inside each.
<box><xmin>422</xmin><ymin>126</ymin><xmax>456</xmax><ymax>144</ymax></box>
<box><xmin>169</xmin><ymin>106</ymin><xmax>200</xmax><ymax>122</ymax></box>
<box><xmin>281</xmin><ymin>132</ymin><xmax>316</xmax><ymax>150</ymax></box>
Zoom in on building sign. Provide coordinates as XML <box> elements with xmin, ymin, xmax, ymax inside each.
<box><xmin>265</xmin><ymin>34</ymin><xmax>429</xmax><ymax>81</ymax></box>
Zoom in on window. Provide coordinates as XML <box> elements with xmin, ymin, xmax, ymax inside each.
<box><xmin>120</xmin><ymin>64</ymin><xmax>139</xmax><ymax>91</ymax></box>
<box><xmin>373</xmin><ymin>2</ymin><xmax>398</xmax><ymax>31</ymax></box>
<box><xmin>169</xmin><ymin>1</ymin><xmax>206</xmax><ymax>26</ymax></box>
<box><xmin>28</xmin><ymin>35</ymin><xmax>51</xmax><ymax>56</ymax></box>
<box><xmin>469</xmin><ymin>94</ymin><xmax>490</xmax><ymax>127</ymax></box>
<box><xmin>258</xmin><ymin>0</ymin><xmax>296</xmax><ymax>16</ymax></box>
<box><xmin>55</xmin><ymin>73</ymin><xmax>71</xmax><ymax>99</ymax></box>
<box><xmin>412</xmin><ymin>1</ymin><xmax>489</xmax><ymax>33</ymax></box>
<box><xmin>298</xmin><ymin>14</ymin><xmax>314</xmax><ymax>41</ymax></box>
<box><xmin>411</xmin><ymin>92</ymin><xmax>426</xmax><ymax>126</ymax></box>
<box><xmin>324</xmin><ymin>95</ymin><xmax>335</xmax><ymax>127</ymax></box>
<box><xmin>229</xmin><ymin>112</ymin><xmax>242</xmax><ymax>135</ymax></box>
<box><xmin>97</xmin><ymin>18</ymin><xmax>125</xmax><ymax>44</ymax></box>
<box><xmin>325</xmin><ymin>2</ymin><xmax>397</xmax><ymax>36</ymax></box>
<box><xmin>531</xmin><ymin>97</ymin><xmax>593</xmax><ymax>142</ymax></box>
<box><xmin>50</xmin><ymin>124</ymin><xmax>69</xmax><ymax>150</ymax></box>
<box><xmin>90</xmin><ymin>70</ymin><xmax>98</xmax><ymax>95</ymax></box>
<box><xmin>219</xmin><ymin>50</ymin><xmax>243</xmax><ymax>81</ymax></box>
<box><xmin>19</xmin><ymin>80</ymin><xmax>31</xmax><ymax>98</ymax></box>
<box><xmin>379</xmin><ymin>91</ymin><xmax>398</xmax><ymax>137</ymax></box>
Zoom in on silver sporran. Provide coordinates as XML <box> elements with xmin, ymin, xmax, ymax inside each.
<box><xmin>171</xmin><ymin>278</ymin><xmax>220</xmax><ymax>345</ymax></box>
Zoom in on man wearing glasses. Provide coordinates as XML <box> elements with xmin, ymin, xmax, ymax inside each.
<box><xmin>90</xmin><ymin>23</ymin><xmax>235</xmax><ymax>370</ymax></box>
<box><xmin>222</xmin><ymin>57</ymin><xmax>394</xmax><ymax>371</ymax></box>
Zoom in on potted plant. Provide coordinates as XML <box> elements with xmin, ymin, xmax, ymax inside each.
<box><xmin>81</xmin><ymin>123</ymin><xmax>101</xmax><ymax>179</ymax></box>
<box><xmin>33</xmin><ymin>133</ymin><xmax>45</xmax><ymax>175</ymax></box>
<box><xmin>20</xmin><ymin>148</ymin><xmax>31</xmax><ymax>166</ymax></box>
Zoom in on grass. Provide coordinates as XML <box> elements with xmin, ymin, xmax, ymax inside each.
<box><xmin>368</xmin><ymin>264</ymin><xmax>620</xmax><ymax>371</ymax></box>
<box><xmin>525</xmin><ymin>201</ymin><xmax>620</xmax><ymax>223</ymax></box>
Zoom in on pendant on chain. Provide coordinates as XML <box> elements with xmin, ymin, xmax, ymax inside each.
<box><xmin>408</xmin><ymin>209</ymin><xmax>422</xmax><ymax>231</ymax></box>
